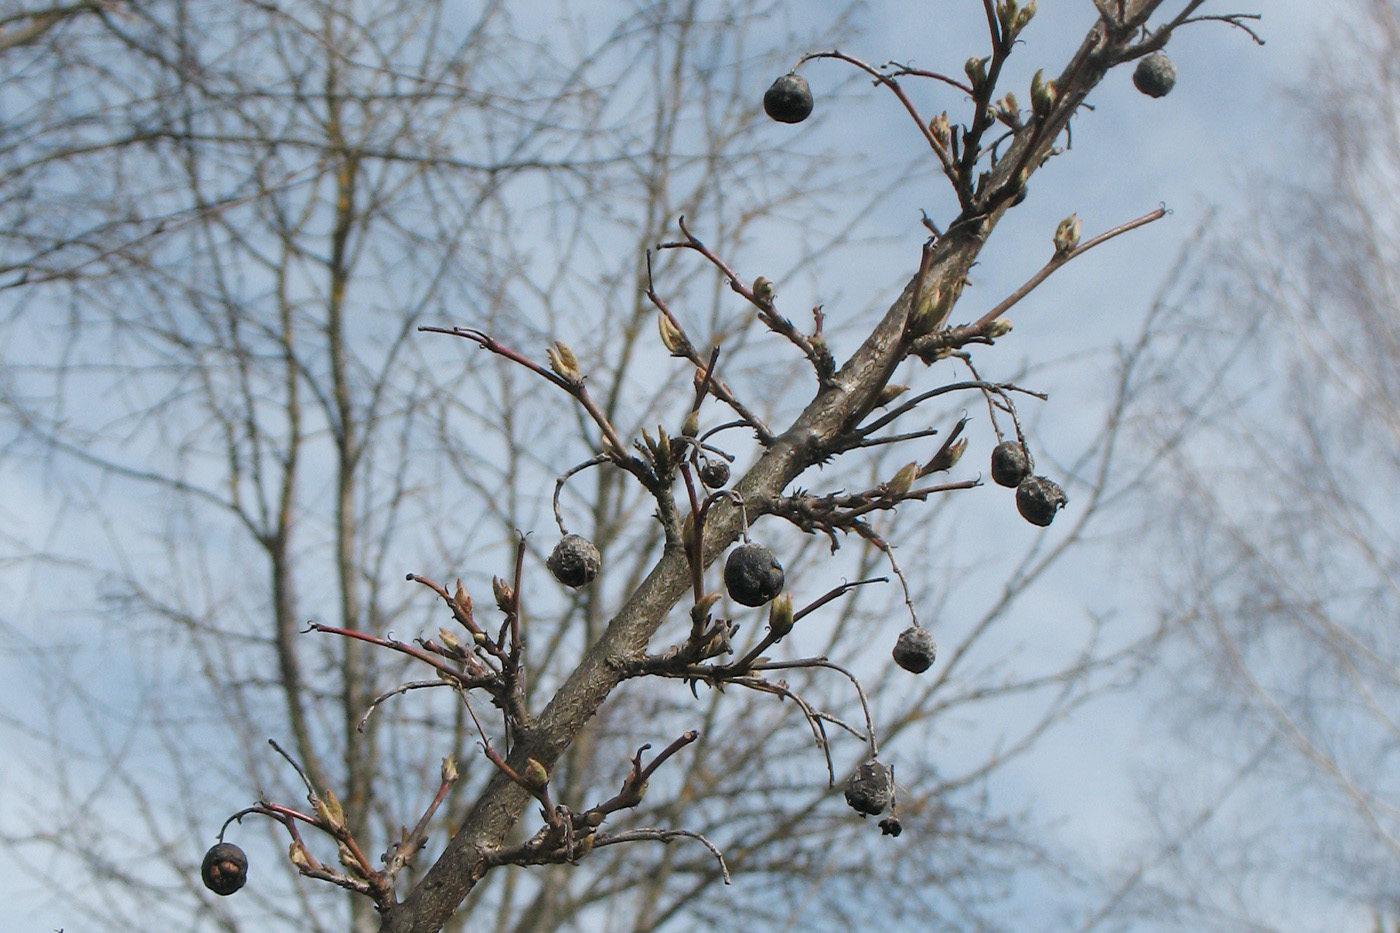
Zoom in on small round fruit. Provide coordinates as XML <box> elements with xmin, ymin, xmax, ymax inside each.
<box><xmin>1015</xmin><ymin>474</ymin><xmax>1068</xmax><ymax>527</ymax></box>
<box><xmin>1133</xmin><ymin>52</ymin><xmax>1176</xmax><ymax>98</ymax></box>
<box><xmin>763</xmin><ymin>73</ymin><xmax>813</xmax><ymax>124</ymax></box>
<box><xmin>699</xmin><ymin>458</ymin><xmax>730</xmax><ymax>489</ymax></box>
<box><xmin>892</xmin><ymin>626</ymin><xmax>937</xmax><ymax>673</ymax></box>
<box><xmin>723</xmin><ymin>542</ymin><xmax>784</xmax><ymax>607</ymax></box>
<box><xmin>201</xmin><ymin>842</ymin><xmax>248</xmax><ymax>896</ymax></box>
<box><xmin>990</xmin><ymin>441</ymin><xmax>1030</xmax><ymax>488</ymax></box>
<box><xmin>844</xmin><ymin>760</ymin><xmax>893</xmax><ymax>816</ymax></box>
<box><xmin>547</xmin><ymin>534</ymin><xmax>602</xmax><ymax>588</ymax></box>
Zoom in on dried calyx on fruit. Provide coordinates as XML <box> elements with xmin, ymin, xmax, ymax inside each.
<box><xmin>201</xmin><ymin>842</ymin><xmax>248</xmax><ymax>896</ymax></box>
<box><xmin>547</xmin><ymin>534</ymin><xmax>601</xmax><ymax>588</ymax></box>
<box><xmin>1015</xmin><ymin>474</ymin><xmax>1067</xmax><ymax>526</ymax></box>
<box><xmin>724</xmin><ymin>542</ymin><xmax>784</xmax><ymax>607</ymax></box>
<box><xmin>763</xmin><ymin>73</ymin><xmax>813</xmax><ymax>124</ymax></box>
<box><xmin>892</xmin><ymin>626</ymin><xmax>937</xmax><ymax>673</ymax></box>
<box><xmin>844</xmin><ymin>759</ymin><xmax>893</xmax><ymax>816</ymax></box>
<box><xmin>698</xmin><ymin>458</ymin><xmax>730</xmax><ymax>489</ymax></box>
<box><xmin>990</xmin><ymin>440</ymin><xmax>1030</xmax><ymax>488</ymax></box>
<box><xmin>1133</xmin><ymin>52</ymin><xmax>1176</xmax><ymax>98</ymax></box>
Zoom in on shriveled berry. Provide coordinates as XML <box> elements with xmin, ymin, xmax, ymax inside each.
<box><xmin>1015</xmin><ymin>474</ymin><xmax>1067</xmax><ymax>526</ymax></box>
<box><xmin>878</xmin><ymin>816</ymin><xmax>903</xmax><ymax>837</ymax></box>
<box><xmin>763</xmin><ymin>73</ymin><xmax>813</xmax><ymax>124</ymax></box>
<box><xmin>892</xmin><ymin>626</ymin><xmax>936</xmax><ymax>673</ymax></box>
<box><xmin>723</xmin><ymin>542</ymin><xmax>784</xmax><ymax>607</ymax></box>
<box><xmin>1133</xmin><ymin>52</ymin><xmax>1176</xmax><ymax>98</ymax></box>
<box><xmin>699</xmin><ymin>458</ymin><xmax>730</xmax><ymax>489</ymax></box>
<box><xmin>201</xmin><ymin>842</ymin><xmax>248</xmax><ymax>896</ymax></box>
<box><xmin>990</xmin><ymin>441</ymin><xmax>1030</xmax><ymax>488</ymax></box>
<box><xmin>844</xmin><ymin>760</ymin><xmax>893</xmax><ymax>816</ymax></box>
<box><xmin>547</xmin><ymin>534</ymin><xmax>601</xmax><ymax>588</ymax></box>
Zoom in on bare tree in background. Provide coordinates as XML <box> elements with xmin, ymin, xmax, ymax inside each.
<box><xmin>1092</xmin><ymin>2</ymin><xmax>1400</xmax><ymax>929</ymax></box>
<box><xmin>0</xmin><ymin>2</ymin><xmax>1261</xmax><ymax>932</ymax></box>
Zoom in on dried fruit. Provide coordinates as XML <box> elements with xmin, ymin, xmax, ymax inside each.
<box><xmin>1133</xmin><ymin>52</ymin><xmax>1176</xmax><ymax>98</ymax></box>
<box><xmin>763</xmin><ymin>73</ymin><xmax>813</xmax><ymax>124</ymax></box>
<box><xmin>844</xmin><ymin>760</ymin><xmax>893</xmax><ymax>816</ymax></box>
<box><xmin>990</xmin><ymin>440</ymin><xmax>1030</xmax><ymax>488</ymax></box>
<box><xmin>1015</xmin><ymin>474</ymin><xmax>1067</xmax><ymax>526</ymax></box>
<box><xmin>201</xmin><ymin>842</ymin><xmax>248</xmax><ymax>896</ymax></box>
<box><xmin>878</xmin><ymin>816</ymin><xmax>903</xmax><ymax>837</ymax></box>
<box><xmin>699</xmin><ymin>458</ymin><xmax>730</xmax><ymax>489</ymax></box>
<box><xmin>892</xmin><ymin>626</ymin><xmax>937</xmax><ymax>673</ymax></box>
<box><xmin>723</xmin><ymin>542</ymin><xmax>784</xmax><ymax>607</ymax></box>
<box><xmin>547</xmin><ymin>534</ymin><xmax>601</xmax><ymax>588</ymax></box>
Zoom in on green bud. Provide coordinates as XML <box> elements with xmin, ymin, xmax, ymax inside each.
<box><xmin>752</xmin><ymin>276</ymin><xmax>775</xmax><ymax>306</ymax></box>
<box><xmin>1053</xmin><ymin>213</ymin><xmax>1081</xmax><ymax>255</ymax></box>
<box><xmin>768</xmin><ymin>592</ymin><xmax>795</xmax><ymax>638</ymax></box>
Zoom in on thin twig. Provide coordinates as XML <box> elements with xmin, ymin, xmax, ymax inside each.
<box><xmin>971</xmin><ymin>206</ymin><xmax>1169</xmax><ymax>329</ymax></box>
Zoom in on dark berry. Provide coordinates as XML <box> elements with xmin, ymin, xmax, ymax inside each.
<box><xmin>201</xmin><ymin>842</ymin><xmax>248</xmax><ymax>896</ymax></box>
<box><xmin>723</xmin><ymin>542</ymin><xmax>784</xmax><ymax>607</ymax></box>
<box><xmin>699</xmin><ymin>458</ymin><xmax>730</xmax><ymax>489</ymax></box>
<box><xmin>547</xmin><ymin>534</ymin><xmax>601</xmax><ymax>588</ymax></box>
<box><xmin>1133</xmin><ymin>52</ymin><xmax>1176</xmax><ymax>98</ymax></box>
<box><xmin>844</xmin><ymin>760</ymin><xmax>893</xmax><ymax>816</ymax></box>
<box><xmin>878</xmin><ymin>816</ymin><xmax>903</xmax><ymax>837</ymax></box>
<box><xmin>892</xmin><ymin>626</ymin><xmax>936</xmax><ymax>673</ymax></box>
<box><xmin>1015</xmin><ymin>474</ymin><xmax>1067</xmax><ymax>526</ymax></box>
<box><xmin>763</xmin><ymin>73</ymin><xmax>813</xmax><ymax>124</ymax></box>
<box><xmin>990</xmin><ymin>440</ymin><xmax>1030</xmax><ymax>488</ymax></box>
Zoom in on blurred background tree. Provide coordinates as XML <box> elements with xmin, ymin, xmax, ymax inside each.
<box><xmin>1086</xmin><ymin>1</ymin><xmax>1400</xmax><ymax>930</ymax></box>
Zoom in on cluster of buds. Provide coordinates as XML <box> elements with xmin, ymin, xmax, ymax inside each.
<box><xmin>996</xmin><ymin>0</ymin><xmax>1037</xmax><ymax>41</ymax></box>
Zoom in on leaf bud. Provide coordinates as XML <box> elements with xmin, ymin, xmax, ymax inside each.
<box><xmin>768</xmin><ymin>592</ymin><xmax>795</xmax><ymax>638</ymax></box>
<box><xmin>657</xmin><ymin>312</ymin><xmax>690</xmax><ymax>356</ymax></box>
<box><xmin>752</xmin><ymin>276</ymin><xmax>775</xmax><ymax>306</ymax></box>
<box><xmin>875</xmin><ymin>384</ymin><xmax>909</xmax><ymax>408</ymax></box>
<box><xmin>995</xmin><ymin>92</ymin><xmax>1020</xmax><ymax>126</ymax></box>
<box><xmin>1030</xmin><ymin>69</ymin><xmax>1057</xmax><ymax>119</ymax></box>
<box><xmin>1014</xmin><ymin>0</ymin><xmax>1037</xmax><ymax>35</ymax></box>
<box><xmin>887</xmin><ymin>461</ymin><xmax>919</xmax><ymax>497</ymax></box>
<box><xmin>1053</xmin><ymin>213</ymin><xmax>1081</xmax><ymax>255</ymax></box>
<box><xmin>986</xmin><ymin>319</ymin><xmax>1013</xmax><ymax>339</ymax></box>
<box><xmin>523</xmin><ymin>757</ymin><xmax>549</xmax><ymax>790</ymax></box>
<box><xmin>546</xmin><ymin>340</ymin><xmax>580</xmax><ymax>382</ymax></box>
<box><xmin>924</xmin><ymin>437</ymin><xmax>967</xmax><ymax>474</ymax></box>
<box><xmin>492</xmin><ymin>575</ymin><xmax>513</xmax><ymax>611</ymax></box>
<box><xmin>965</xmin><ymin>56</ymin><xmax>987</xmax><ymax>94</ymax></box>
<box><xmin>928</xmin><ymin>111</ymin><xmax>952</xmax><ymax>149</ymax></box>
